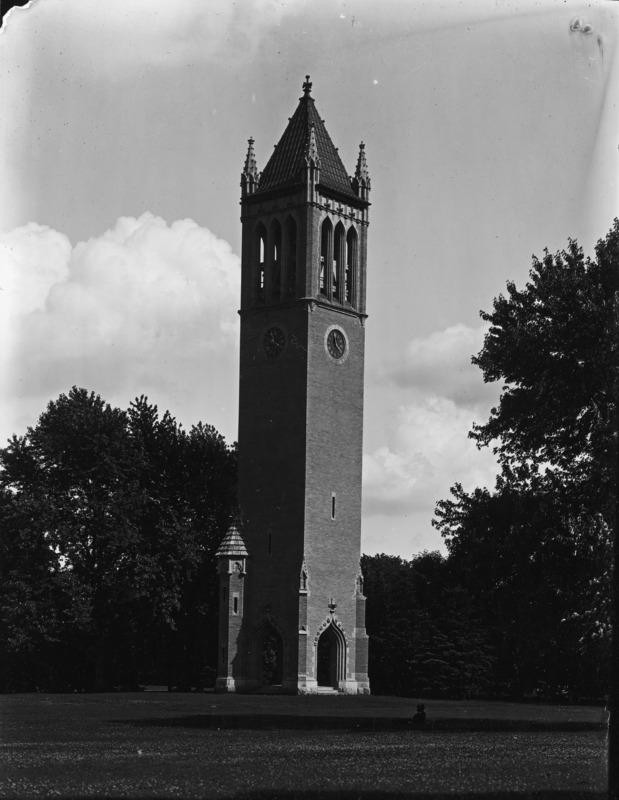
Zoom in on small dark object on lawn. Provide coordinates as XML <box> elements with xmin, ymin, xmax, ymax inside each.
<box><xmin>413</xmin><ymin>704</ymin><xmax>426</xmax><ymax>724</ymax></box>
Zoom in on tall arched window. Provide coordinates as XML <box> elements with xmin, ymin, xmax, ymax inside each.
<box><xmin>285</xmin><ymin>216</ymin><xmax>297</xmax><ymax>298</ymax></box>
<box><xmin>345</xmin><ymin>226</ymin><xmax>358</xmax><ymax>306</ymax></box>
<box><xmin>333</xmin><ymin>223</ymin><xmax>346</xmax><ymax>302</ymax></box>
<box><xmin>320</xmin><ymin>218</ymin><xmax>333</xmax><ymax>298</ymax></box>
<box><xmin>271</xmin><ymin>220</ymin><xmax>282</xmax><ymax>302</ymax></box>
<box><xmin>255</xmin><ymin>223</ymin><xmax>267</xmax><ymax>306</ymax></box>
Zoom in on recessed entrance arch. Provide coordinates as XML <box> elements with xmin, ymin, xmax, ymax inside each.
<box><xmin>315</xmin><ymin>621</ymin><xmax>346</xmax><ymax>689</ymax></box>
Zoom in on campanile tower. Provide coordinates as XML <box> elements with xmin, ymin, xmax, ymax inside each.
<box><xmin>216</xmin><ymin>77</ymin><xmax>370</xmax><ymax>694</ymax></box>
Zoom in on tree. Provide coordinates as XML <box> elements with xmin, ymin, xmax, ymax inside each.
<box><xmin>1</xmin><ymin>388</ymin><xmax>143</xmax><ymax>690</ymax></box>
<box><xmin>434</xmin><ymin>220</ymin><xmax>618</xmax><ymax>699</ymax></box>
<box><xmin>0</xmin><ymin>388</ymin><xmax>237</xmax><ymax>691</ymax></box>
<box><xmin>126</xmin><ymin>397</ymin><xmax>237</xmax><ymax>689</ymax></box>
<box><xmin>435</xmin><ymin>483</ymin><xmax>610</xmax><ymax>697</ymax></box>
<box><xmin>471</xmin><ymin>219</ymin><xmax>618</xmax><ymax>519</ymax></box>
<box><xmin>362</xmin><ymin>552</ymin><xmax>494</xmax><ymax>697</ymax></box>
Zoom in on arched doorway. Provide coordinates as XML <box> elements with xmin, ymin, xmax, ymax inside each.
<box><xmin>316</xmin><ymin>623</ymin><xmax>346</xmax><ymax>689</ymax></box>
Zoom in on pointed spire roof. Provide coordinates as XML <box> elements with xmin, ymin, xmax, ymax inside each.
<box><xmin>256</xmin><ymin>76</ymin><xmax>357</xmax><ymax>199</ymax></box>
<box><xmin>215</xmin><ymin>514</ymin><xmax>249</xmax><ymax>558</ymax></box>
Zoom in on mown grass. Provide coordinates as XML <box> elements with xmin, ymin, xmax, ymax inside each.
<box><xmin>0</xmin><ymin>693</ymin><xmax>608</xmax><ymax>799</ymax></box>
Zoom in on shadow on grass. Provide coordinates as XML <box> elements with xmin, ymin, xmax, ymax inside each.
<box><xmin>35</xmin><ymin>792</ymin><xmax>605</xmax><ymax>799</ymax></box>
<box><xmin>115</xmin><ymin>713</ymin><xmax>605</xmax><ymax>733</ymax></box>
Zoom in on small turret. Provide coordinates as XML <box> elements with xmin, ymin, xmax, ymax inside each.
<box><xmin>215</xmin><ymin>514</ymin><xmax>249</xmax><ymax>692</ymax></box>
<box><xmin>352</xmin><ymin>142</ymin><xmax>371</xmax><ymax>201</ymax></box>
<box><xmin>241</xmin><ymin>138</ymin><xmax>260</xmax><ymax>197</ymax></box>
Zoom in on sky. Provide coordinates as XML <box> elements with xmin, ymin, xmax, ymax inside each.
<box><xmin>1</xmin><ymin>0</ymin><xmax>617</xmax><ymax>558</ymax></box>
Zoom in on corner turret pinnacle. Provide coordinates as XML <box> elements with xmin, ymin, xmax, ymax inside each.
<box><xmin>352</xmin><ymin>141</ymin><xmax>371</xmax><ymax>200</ymax></box>
<box><xmin>241</xmin><ymin>137</ymin><xmax>260</xmax><ymax>197</ymax></box>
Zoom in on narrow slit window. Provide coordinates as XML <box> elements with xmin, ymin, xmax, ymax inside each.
<box><xmin>331</xmin><ymin>493</ymin><xmax>336</xmax><ymax>520</ymax></box>
<box><xmin>233</xmin><ymin>594</ymin><xmax>239</xmax><ymax>615</ymax></box>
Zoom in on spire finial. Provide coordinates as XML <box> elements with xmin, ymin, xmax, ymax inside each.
<box><xmin>302</xmin><ymin>75</ymin><xmax>312</xmax><ymax>96</ymax></box>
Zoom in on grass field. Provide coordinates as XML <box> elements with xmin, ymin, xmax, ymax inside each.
<box><xmin>0</xmin><ymin>693</ymin><xmax>608</xmax><ymax>799</ymax></box>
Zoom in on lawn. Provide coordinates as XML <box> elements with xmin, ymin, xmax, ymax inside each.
<box><xmin>0</xmin><ymin>693</ymin><xmax>607</xmax><ymax>799</ymax></box>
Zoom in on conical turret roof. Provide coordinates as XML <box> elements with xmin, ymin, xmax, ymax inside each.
<box><xmin>215</xmin><ymin>515</ymin><xmax>249</xmax><ymax>558</ymax></box>
<box><xmin>256</xmin><ymin>76</ymin><xmax>357</xmax><ymax>199</ymax></box>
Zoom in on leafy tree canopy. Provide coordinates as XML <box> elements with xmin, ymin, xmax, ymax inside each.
<box><xmin>0</xmin><ymin>388</ymin><xmax>237</xmax><ymax>692</ymax></box>
<box><xmin>470</xmin><ymin>219</ymin><xmax>618</xmax><ymax>515</ymax></box>
<box><xmin>433</xmin><ymin>220</ymin><xmax>618</xmax><ymax>698</ymax></box>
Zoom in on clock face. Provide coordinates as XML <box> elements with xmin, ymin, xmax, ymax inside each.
<box><xmin>263</xmin><ymin>326</ymin><xmax>285</xmax><ymax>358</ymax></box>
<box><xmin>327</xmin><ymin>328</ymin><xmax>347</xmax><ymax>360</ymax></box>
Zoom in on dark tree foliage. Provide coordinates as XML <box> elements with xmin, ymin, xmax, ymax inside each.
<box><xmin>435</xmin><ymin>484</ymin><xmax>610</xmax><ymax>698</ymax></box>
<box><xmin>362</xmin><ymin>552</ymin><xmax>494</xmax><ymax>698</ymax></box>
<box><xmin>471</xmin><ymin>219</ymin><xmax>618</xmax><ymax>516</ymax></box>
<box><xmin>0</xmin><ymin>388</ymin><xmax>236</xmax><ymax>692</ymax></box>
<box><xmin>434</xmin><ymin>220</ymin><xmax>618</xmax><ymax>699</ymax></box>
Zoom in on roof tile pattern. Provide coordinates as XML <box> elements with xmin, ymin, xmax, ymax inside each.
<box><xmin>215</xmin><ymin>519</ymin><xmax>249</xmax><ymax>558</ymax></box>
<box><xmin>257</xmin><ymin>93</ymin><xmax>356</xmax><ymax>199</ymax></box>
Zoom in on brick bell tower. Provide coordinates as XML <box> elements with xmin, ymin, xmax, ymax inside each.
<box><xmin>216</xmin><ymin>77</ymin><xmax>370</xmax><ymax>694</ymax></box>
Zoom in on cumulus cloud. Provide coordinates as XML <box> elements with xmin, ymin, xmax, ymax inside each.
<box><xmin>1</xmin><ymin>213</ymin><xmax>240</xmax><ymax>443</ymax></box>
<box><xmin>389</xmin><ymin>323</ymin><xmax>499</xmax><ymax>407</ymax></box>
<box><xmin>363</xmin><ymin>395</ymin><xmax>498</xmax><ymax>518</ymax></box>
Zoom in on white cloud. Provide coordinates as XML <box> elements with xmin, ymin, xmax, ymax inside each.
<box><xmin>389</xmin><ymin>323</ymin><xmax>499</xmax><ymax>406</ymax></box>
<box><xmin>363</xmin><ymin>395</ymin><xmax>498</xmax><ymax>518</ymax></box>
<box><xmin>0</xmin><ymin>213</ymin><xmax>240</xmax><ymax>444</ymax></box>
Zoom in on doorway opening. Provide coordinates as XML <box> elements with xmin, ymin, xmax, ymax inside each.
<box><xmin>316</xmin><ymin>623</ymin><xmax>345</xmax><ymax>689</ymax></box>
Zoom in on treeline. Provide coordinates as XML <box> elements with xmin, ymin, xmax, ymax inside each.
<box><xmin>363</xmin><ymin>221</ymin><xmax>617</xmax><ymax>701</ymax></box>
<box><xmin>0</xmin><ymin>389</ymin><xmax>236</xmax><ymax>692</ymax></box>
<box><xmin>363</xmin><ymin>531</ymin><xmax>609</xmax><ymax>700</ymax></box>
